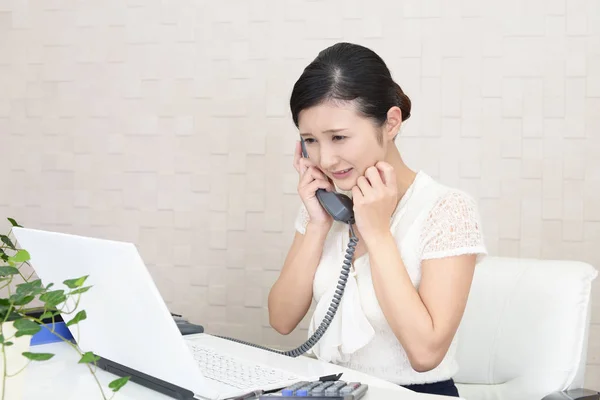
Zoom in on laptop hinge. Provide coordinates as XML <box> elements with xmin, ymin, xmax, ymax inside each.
<box><xmin>96</xmin><ymin>356</ymin><xmax>196</xmax><ymax>400</ymax></box>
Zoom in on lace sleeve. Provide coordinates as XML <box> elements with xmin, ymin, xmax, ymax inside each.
<box><xmin>420</xmin><ymin>190</ymin><xmax>487</xmax><ymax>261</ymax></box>
<box><xmin>294</xmin><ymin>203</ymin><xmax>310</xmax><ymax>234</ymax></box>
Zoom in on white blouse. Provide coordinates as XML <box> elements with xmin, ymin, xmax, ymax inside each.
<box><xmin>294</xmin><ymin>170</ymin><xmax>487</xmax><ymax>385</ymax></box>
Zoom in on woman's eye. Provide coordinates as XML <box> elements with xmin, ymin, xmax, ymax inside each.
<box><xmin>304</xmin><ymin>138</ymin><xmax>315</xmax><ymax>143</ymax></box>
<box><xmin>332</xmin><ymin>135</ymin><xmax>345</xmax><ymax>141</ymax></box>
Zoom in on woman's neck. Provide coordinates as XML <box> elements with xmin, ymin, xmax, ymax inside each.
<box><xmin>384</xmin><ymin>144</ymin><xmax>417</xmax><ymax>206</ymax></box>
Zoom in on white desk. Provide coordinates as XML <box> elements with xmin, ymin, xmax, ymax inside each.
<box><xmin>22</xmin><ymin>338</ymin><xmax>461</xmax><ymax>400</ymax></box>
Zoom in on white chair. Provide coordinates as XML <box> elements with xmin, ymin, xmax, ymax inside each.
<box><xmin>454</xmin><ymin>256</ymin><xmax>599</xmax><ymax>400</ymax></box>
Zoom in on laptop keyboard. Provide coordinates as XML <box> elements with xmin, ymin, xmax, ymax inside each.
<box><xmin>188</xmin><ymin>343</ymin><xmax>300</xmax><ymax>390</ymax></box>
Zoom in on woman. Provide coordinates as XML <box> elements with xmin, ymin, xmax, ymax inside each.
<box><xmin>267</xmin><ymin>42</ymin><xmax>487</xmax><ymax>397</ymax></box>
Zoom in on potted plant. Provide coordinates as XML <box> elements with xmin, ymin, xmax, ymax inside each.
<box><xmin>0</xmin><ymin>217</ymin><xmax>129</xmax><ymax>399</ymax></box>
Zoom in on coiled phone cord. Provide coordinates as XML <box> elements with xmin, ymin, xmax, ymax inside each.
<box><xmin>214</xmin><ymin>223</ymin><xmax>358</xmax><ymax>358</ymax></box>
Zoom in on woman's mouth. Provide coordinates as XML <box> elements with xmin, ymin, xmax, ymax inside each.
<box><xmin>331</xmin><ymin>168</ymin><xmax>353</xmax><ymax>179</ymax></box>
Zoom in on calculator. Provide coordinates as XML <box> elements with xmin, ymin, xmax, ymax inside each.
<box><xmin>259</xmin><ymin>380</ymin><xmax>368</xmax><ymax>399</ymax></box>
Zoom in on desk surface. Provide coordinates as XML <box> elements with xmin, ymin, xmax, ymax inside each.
<box><xmin>22</xmin><ymin>340</ymin><xmax>461</xmax><ymax>400</ymax></box>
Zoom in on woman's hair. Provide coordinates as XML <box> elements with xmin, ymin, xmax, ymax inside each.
<box><xmin>289</xmin><ymin>42</ymin><xmax>412</xmax><ymax>131</ymax></box>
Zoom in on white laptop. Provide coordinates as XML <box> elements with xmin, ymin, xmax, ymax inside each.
<box><xmin>12</xmin><ymin>227</ymin><xmax>330</xmax><ymax>400</ymax></box>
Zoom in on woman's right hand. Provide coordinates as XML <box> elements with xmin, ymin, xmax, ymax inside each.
<box><xmin>293</xmin><ymin>141</ymin><xmax>334</xmax><ymax>229</ymax></box>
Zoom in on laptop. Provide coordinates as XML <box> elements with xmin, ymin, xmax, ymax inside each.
<box><xmin>11</xmin><ymin>227</ymin><xmax>330</xmax><ymax>400</ymax></box>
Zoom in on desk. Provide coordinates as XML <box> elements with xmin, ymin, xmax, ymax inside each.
<box><xmin>22</xmin><ymin>340</ymin><xmax>462</xmax><ymax>400</ymax></box>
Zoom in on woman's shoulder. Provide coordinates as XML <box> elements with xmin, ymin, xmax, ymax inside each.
<box><xmin>413</xmin><ymin>173</ymin><xmax>487</xmax><ymax>260</ymax></box>
<box><xmin>412</xmin><ymin>171</ymin><xmax>481</xmax><ymax>218</ymax></box>
<box><xmin>430</xmin><ymin>185</ymin><xmax>481</xmax><ymax>220</ymax></box>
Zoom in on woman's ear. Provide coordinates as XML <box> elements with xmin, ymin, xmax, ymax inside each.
<box><xmin>384</xmin><ymin>106</ymin><xmax>403</xmax><ymax>141</ymax></box>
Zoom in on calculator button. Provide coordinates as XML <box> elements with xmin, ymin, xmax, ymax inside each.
<box><xmin>310</xmin><ymin>381</ymin><xmax>333</xmax><ymax>396</ymax></box>
<box><xmin>339</xmin><ymin>386</ymin><xmax>354</xmax><ymax>395</ymax></box>
<box><xmin>324</xmin><ymin>381</ymin><xmax>347</xmax><ymax>395</ymax></box>
<box><xmin>281</xmin><ymin>381</ymin><xmax>309</xmax><ymax>396</ymax></box>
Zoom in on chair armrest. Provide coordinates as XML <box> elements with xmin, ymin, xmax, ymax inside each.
<box><xmin>542</xmin><ymin>389</ymin><xmax>600</xmax><ymax>400</ymax></box>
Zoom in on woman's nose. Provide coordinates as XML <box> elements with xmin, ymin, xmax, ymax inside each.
<box><xmin>319</xmin><ymin>147</ymin><xmax>339</xmax><ymax>170</ymax></box>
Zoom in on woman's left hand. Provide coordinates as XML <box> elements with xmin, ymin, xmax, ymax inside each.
<box><xmin>352</xmin><ymin>161</ymin><xmax>399</xmax><ymax>244</ymax></box>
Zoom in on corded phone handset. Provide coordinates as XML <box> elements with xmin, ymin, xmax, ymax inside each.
<box><xmin>214</xmin><ymin>139</ymin><xmax>359</xmax><ymax>358</ymax></box>
<box><xmin>299</xmin><ymin>139</ymin><xmax>355</xmax><ymax>226</ymax></box>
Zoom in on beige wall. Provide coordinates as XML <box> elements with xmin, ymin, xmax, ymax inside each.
<box><xmin>1</xmin><ymin>0</ymin><xmax>599</xmax><ymax>389</ymax></box>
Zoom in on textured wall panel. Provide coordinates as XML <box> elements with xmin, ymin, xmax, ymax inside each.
<box><xmin>1</xmin><ymin>0</ymin><xmax>599</xmax><ymax>388</ymax></box>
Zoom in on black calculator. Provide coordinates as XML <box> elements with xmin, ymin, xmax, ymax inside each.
<box><xmin>259</xmin><ymin>380</ymin><xmax>368</xmax><ymax>399</ymax></box>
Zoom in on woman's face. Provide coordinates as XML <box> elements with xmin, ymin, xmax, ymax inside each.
<box><xmin>298</xmin><ymin>101</ymin><xmax>398</xmax><ymax>191</ymax></box>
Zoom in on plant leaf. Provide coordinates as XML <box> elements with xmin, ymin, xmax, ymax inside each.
<box><xmin>79</xmin><ymin>351</ymin><xmax>100</xmax><ymax>364</ymax></box>
<box><xmin>0</xmin><ymin>298</ymin><xmax>21</xmax><ymax>322</ymax></box>
<box><xmin>4</xmin><ymin>341</ymin><xmax>13</xmax><ymax>346</ymax></box>
<box><xmin>0</xmin><ymin>309</ymin><xmax>22</xmax><ymax>322</ymax></box>
<box><xmin>39</xmin><ymin>290</ymin><xmax>66</xmax><ymax>308</ymax></box>
<box><xmin>0</xmin><ymin>235</ymin><xmax>15</xmax><ymax>250</ymax></box>
<box><xmin>22</xmin><ymin>352</ymin><xmax>54</xmax><ymax>361</ymax></box>
<box><xmin>9</xmin><ymin>293</ymin><xmax>35</xmax><ymax>306</ymax></box>
<box><xmin>13</xmin><ymin>319</ymin><xmax>41</xmax><ymax>337</ymax></box>
<box><xmin>109</xmin><ymin>376</ymin><xmax>130</xmax><ymax>392</ymax></box>
<box><xmin>0</xmin><ymin>249</ymin><xmax>8</xmax><ymax>262</ymax></box>
<box><xmin>66</xmin><ymin>310</ymin><xmax>87</xmax><ymax>327</ymax></box>
<box><xmin>16</xmin><ymin>279</ymin><xmax>44</xmax><ymax>296</ymax></box>
<box><xmin>63</xmin><ymin>275</ymin><xmax>88</xmax><ymax>289</ymax></box>
<box><xmin>7</xmin><ymin>218</ymin><xmax>21</xmax><ymax>227</ymax></box>
<box><xmin>40</xmin><ymin>311</ymin><xmax>59</xmax><ymax>320</ymax></box>
<box><xmin>69</xmin><ymin>286</ymin><xmax>92</xmax><ymax>295</ymax></box>
<box><xmin>0</xmin><ymin>266</ymin><xmax>19</xmax><ymax>276</ymax></box>
<box><xmin>12</xmin><ymin>250</ymin><xmax>30</xmax><ymax>263</ymax></box>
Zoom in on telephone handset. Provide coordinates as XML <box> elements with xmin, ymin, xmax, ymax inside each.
<box><xmin>300</xmin><ymin>139</ymin><xmax>355</xmax><ymax>225</ymax></box>
<box><xmin>214</xmin><ymin>139</ymin><xmax>359</xmax><ymax>358</ymax></box>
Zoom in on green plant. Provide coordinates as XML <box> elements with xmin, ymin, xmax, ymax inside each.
<box><xmin>0</xmin><ymin>217</ymin><xmax>130</xmax><ymax>399</ymax></box>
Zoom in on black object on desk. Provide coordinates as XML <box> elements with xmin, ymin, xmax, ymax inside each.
<box><xmin>171</xmin><ymin>313</ymin><xmax>204</xmax><ymax>335</ymax></box>
<box><xmin>320</xmin><ymin>373</ymin><xmax>343</xmax><ymax>382</ymax></box>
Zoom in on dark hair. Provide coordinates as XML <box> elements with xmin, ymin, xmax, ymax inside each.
<box><xmin>289</xmin><ymin>42</ymin><xmax>411</xmax><ymax>130</ymax></box>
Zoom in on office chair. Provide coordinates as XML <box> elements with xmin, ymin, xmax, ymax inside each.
<box><xmin>452</xmin><ymin>256</ymin><xmax>599</xmax><ymax>400</ymax></box>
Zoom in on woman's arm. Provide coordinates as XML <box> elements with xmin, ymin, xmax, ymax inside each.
<box><xmin>267</xmin><ymin>222</ymin><xmax>329</xmax><ymax>335</ymax></box>
<box><xmin>365</xmin><ymin>232</ymin><xmax>476</xmax><ymax>372</ymax></box>
<box><xmin>352</xmin><ymin>162</ymin><xmax>484</xmax><ymax>372</ymax></box>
